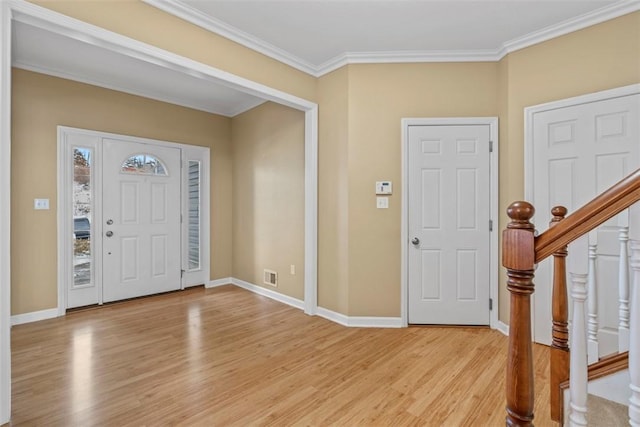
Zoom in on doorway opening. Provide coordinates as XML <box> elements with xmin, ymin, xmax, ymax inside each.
<box><xmin>58</xmin><ymin>127</ymin><xmax>210</xmax><ymax>310</ymax></box>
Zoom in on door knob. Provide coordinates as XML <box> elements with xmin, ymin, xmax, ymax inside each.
<box><xmin>411</xmin><ymin>237</ymin><xmax>420</xmax><ymax>245</ymax></box>
<box><xmin>105</xmin><ymin>231</ymin><xmax>114</xmax><ymax>237</ymax></box>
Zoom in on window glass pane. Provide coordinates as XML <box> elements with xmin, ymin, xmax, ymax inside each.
<box><xmin>121</xmin><ymin>154</ymin><xmax>167</xmax><ymax>175</ymax></box>
<box><xmin>188</xmin><ymin>161</ymin><xmax>200</xmax><ymax>270</ymax></box>
<box><xmin>73</xmin><ymin>148</ymin><xmax>92</xmax><ymax>287</ymax></box>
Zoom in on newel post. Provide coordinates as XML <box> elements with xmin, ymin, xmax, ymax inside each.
<box><xmin>549</xmin><ymin>206</ymin><xmax>569</xmax><ymax>422</ymax></box>
<box><xmin>504</xmin><ymin>201</ymin><xmax>536</xmax><ymax>427</ymax></box>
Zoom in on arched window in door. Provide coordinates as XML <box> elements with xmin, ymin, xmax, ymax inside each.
<box><xmin>121</xmin><ymin>154</ymin><xmax>168</xmax><ymax>176</ymax></box>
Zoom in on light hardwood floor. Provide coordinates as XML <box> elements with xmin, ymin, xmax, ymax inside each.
<box><xmin>11</xmin><ymin>285</ymin><xmax>556</xmax><ymax>426</ymax></box>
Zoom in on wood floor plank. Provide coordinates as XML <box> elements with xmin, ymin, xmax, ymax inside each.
<box><xmin>11</xmin><ymin>285</ymin><xmax>556</xmax><ymax>426</ymax></box>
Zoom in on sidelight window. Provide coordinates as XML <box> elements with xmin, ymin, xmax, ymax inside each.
<box><xmin>188</xmin><ymin>161</ymin><xmax>201</xmax><ymax>270</ymax></box>
<box><xmin>73</xmin><ymin>147</ymin><xmax>93</xmax><ymax>288</ymax></box>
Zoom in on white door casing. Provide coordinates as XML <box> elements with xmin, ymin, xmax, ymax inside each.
<box><xmin>102</xmin><ymin>139</ymin><xmax>182</xmax><ymax>302</ymax></box>
<box><xmin>526</xmin><ymin>85</ymin><xmax>640</xmax><ymax>346</ymax></box>
<box><xmin>404</xmin><ymin>119</ymin><xmax>498</xmax><ymax>325</ymax></box>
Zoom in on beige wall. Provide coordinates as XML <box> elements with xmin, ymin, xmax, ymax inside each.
<box><xmin>345</xmin><ymin>63</ymin><xmax>499</xmax><ymax>316</ymax></box>
<box><xmin>317</xmin><ymin>67</ymin><xmax>350</xmax><ymax>313</ymax></box>
<box><xmin>231</xmin><ymin>102</ymin><xmax>305</xmax><ymax>300</ymax></box>
<box><xmin>11</xmin><ymin>69</ymin><xmax>232</xmax><ymax>315</ymax></box>
<box><xmin>28</xmin><ymin>0</ymin><xmax>316</xmax><ymax>103</ymax></box>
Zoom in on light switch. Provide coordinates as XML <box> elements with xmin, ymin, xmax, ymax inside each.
<box><xmin>34</xmin><ymin>198</ymin><xmax>49</xmax><ymax>210</ymax></box>
<box><xmin>376</xmin><ymin>197</ymin><xmax>389</xmax><ymax>209</ymax></box>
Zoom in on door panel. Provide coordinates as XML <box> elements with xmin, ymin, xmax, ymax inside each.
<box><xmin>531</xmin><ymin>93</ymin><xmax>639</xmax><ymax>348</ymax></box>
<box><xmin>103</xmin><ymin>139</ymin><xmax>181</xmax><ymax>302</ymax></box>
<box><xmin>408</xmin><ymin>124</ymin><xmax>491</xmax><ymax>325</ymax></box>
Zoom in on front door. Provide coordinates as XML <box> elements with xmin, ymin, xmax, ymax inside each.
<box><xmin>102</xmin><ymin>139</ymin><xmax>182</xmax><ymax>302</ymax></box>
<box><xmin>407</xmin><ymin>124</ymin><xmax>492</xmax><ymax>325</ymax></box>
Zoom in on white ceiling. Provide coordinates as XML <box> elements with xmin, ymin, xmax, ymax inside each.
<box><xmin>11</xmin><ymin>0</ymin><xmax>638</xmax><ymax>116</ymax></box>
<box><xmin>163</xmin><ymin>0</ymin><xmax>632</xmax><ymax>74</ymax></box>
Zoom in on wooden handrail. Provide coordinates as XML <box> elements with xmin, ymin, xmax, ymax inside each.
<box><xmin>535</xmin><ymin>168</ymin><xmax>640</xmax><ymax>262</ymax></box>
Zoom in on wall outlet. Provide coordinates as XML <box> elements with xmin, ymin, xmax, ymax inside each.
<box><xmin>34</xmin><ymin>198</ymin><xmax>49</xmax><ymax>210</ymax></box>
<box><xmin>376</xmin><ymin>197</ymin><xmax>389</xmax><ymax>209</ymax></box>
<box><xmin>290</xmin><ymin>264</ymin><xmax>296</xmax><ymax>275</ymax></box>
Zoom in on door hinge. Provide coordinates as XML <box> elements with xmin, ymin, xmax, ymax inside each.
<box><xmin>489</xmin><ymin>298</ymin><xmax>493</xmax><ymax>311</ymax></box>
<box><xmin>181</xmin><ymin>214</ymin><xmax>183</xmax><ymax>223</ymax></box>
<box><xmin>489</xmin><ymin>219</ymin><xmax>493</xmax><ymax>231</ymax></box>
<box><xmin>181</xmin><ymin>269</ymin><xmax>185</xmax><ymax>278</ymax></box>
<box><xmin>489</xmin><ymin>140</ymin><xmax>494</xmax><ymax>153</ymax></box>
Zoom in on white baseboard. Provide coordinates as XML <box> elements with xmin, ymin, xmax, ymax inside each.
<box><xmin>316</xmin><ymin>306</ymin><xmax>350</xmax><ymax>326</ymax></box>
<box><xmin>231</xmin><ymin>278</ymin><xmax>305</xmax><ymax>311</ymax></box>
<box><xmin>316</xmin><ymin>306</ymin><xmax>403</xmax><ymax>328</ymax></box>
<box><xmin>227</xmin><ymin>279</ymin><xmax>401</xmax><ymax>328</ymax></box>
<box><xmin>11</xmin><ymin>307</ymin><xmax>59</xmax><ymax>326</ymax></box>
<box><xmin>496</xmin><ymin>320</ymin><xmax>510</xmax><ymax>336</ymax></box>
<box><xmin>206</xmin><ymin>277</ymin><xmax>233</xmax><ymax>288</ymax></box>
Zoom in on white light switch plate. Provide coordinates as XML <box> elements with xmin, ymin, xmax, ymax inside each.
<box><xmin>376</xmin><ymin>197</ymin><xmax>389</xmax><ymax>209</ymax></box>
<box><xmin>34</xmin><ymin>198</ymin><xmax>49</xmax><ymax>210</ymax></box>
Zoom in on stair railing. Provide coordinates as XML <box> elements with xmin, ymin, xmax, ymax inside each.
<box><xmin>503</xmin><ymin>168</ymin><xmax>640</xmax><ymax>426</ymax></box>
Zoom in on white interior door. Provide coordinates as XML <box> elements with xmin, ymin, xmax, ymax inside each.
<box><xmin>407</xmin><ymin>124</ymin><xmax>492</xmax><ymax>325</ymax></box>
<box><xmin>530</xmin><ymin>92</ymin><xmax>640</xmax><ymax>346</ymax></box>
<box><xmin>102</xmin><ymin>139</ymin><xmax>182</xmax><ymax>302</ymax></box>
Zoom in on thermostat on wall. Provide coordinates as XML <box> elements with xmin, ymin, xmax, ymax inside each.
<box><xmin>375</xmin><ymin>181</ymin><xmax>392</xmax><ymax>195</ymax></box>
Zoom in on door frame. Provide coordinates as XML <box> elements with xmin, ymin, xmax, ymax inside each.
<box><xmin>1</xmin><ymin>2</ymin><xmax>318</xmax><ymax>421</ymax></box>
<box><xmin>57</xmin><ymin>127</ymin><xmax>210</xmax><ymax>311</ymax></box>
<box><xmin>524</xmin><ymin>83</ymin><xmax>640</xmax><ymax>344</ymax></box>
<box><xmin>400</xmin><ymin>117</ymin><xmax>499</xmax><ymax>328</ymax></box>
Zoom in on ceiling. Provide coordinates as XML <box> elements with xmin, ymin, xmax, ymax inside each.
<box><xmin>176</xmin><ymin>0</ymin><xmax>620</xmax><ymax>72</ymax></box>
<box><xmin>12</xmin><ymin>21</ymin><xmax>266</xmax><ymax>117</ymax></box>
<box><xmin>11</xmin><ymin>0</ymin><xmax>637</xmax><ymax>116</ymax></box>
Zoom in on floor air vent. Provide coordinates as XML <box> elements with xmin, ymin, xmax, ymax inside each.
<box><xmin>264</xmin><ymin>269</ymin><xmax>278</xmax><ymax>287</ymax></box>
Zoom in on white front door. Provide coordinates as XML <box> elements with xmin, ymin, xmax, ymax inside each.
<box><xmin>530</xmin><ymin>92</ymin><xmax>640</xmax><ymax>347</ymax></box>
<box><xmin>407</xmin><ymin>124</ymin><xmax>492</xmax><ymax>325</ymax></box>
<box><xmin>102</xmin><ymin>139</ymin><xmax>182</xmax><ymax>302</ymax></box>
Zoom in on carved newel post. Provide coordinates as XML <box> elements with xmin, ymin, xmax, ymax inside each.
<box><xmin>504</xmin><ymin>201</ymin><xmax>536</xmax><ymax>427</ymax></box>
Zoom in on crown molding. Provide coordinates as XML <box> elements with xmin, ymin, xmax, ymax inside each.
<box><xmin>498</xmin><ymin>0</ymin><xmax>640</xmax><ymax>58</ymax></box>
<box><xmin>316</xmin><ymin>49</ymin><xmax>502</xmax><ymax>76</ymax></box>
<box><xmin>141</xmin><ymin>0</ymin><xmax>318</xmax><ymax>76</ymax></box>
<box><xmin>145</xmin><ymin>0</ymin><xmax>640</xmax><ymax>77</ymax></box>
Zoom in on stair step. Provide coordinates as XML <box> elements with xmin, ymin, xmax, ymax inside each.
<box><xmin>586</xmin><ymin>394</ymin><xmax>627</xmax><ymax>426</ymax></box>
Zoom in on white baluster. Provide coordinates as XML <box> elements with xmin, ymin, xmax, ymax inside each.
<box><xmin>629</xmin><ymin>239</ymin><xmax>640</xmax><ymax>427</ymax></box>
<box><xmin>569</xmin><ymin>236</ymin><xmax>589</xmax><ymax>427</ymax></box>
<box><xmin>619</xmin><ymin>210</ymin><xmax>630</xmax><ymax>352</ymax></box>
<box><xmin>587</xmin><ymin>230</ymin><xmax>599</xmax><ymax>364</ymax></box>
